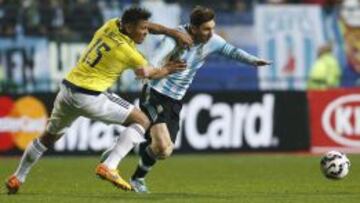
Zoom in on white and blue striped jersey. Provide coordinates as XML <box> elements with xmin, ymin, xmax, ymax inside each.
<box><xmin>148</xmin><ymin>25</ymin><xmax>260</xmax><ymax>100</ymax></box>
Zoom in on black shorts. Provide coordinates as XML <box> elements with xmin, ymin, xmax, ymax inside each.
<box><xmin>139</xmin><ymin>85</ymin><xmax>182</xmax><ymax>143</ymax></box>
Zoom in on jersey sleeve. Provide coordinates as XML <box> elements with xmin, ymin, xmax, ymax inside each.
<box><xmin>213</xmin><ymin>34</ymin><xmax>259</xmax><ymax>65</ymax></box>
<box><xmin>119</xmin><ymin>43</ymin><xmax>148</xmax><ymax>68</ymax></box>
<box><xmin>149</xmin><ymin>36</ymin><xmax>177</xmax><ymax>67</ymax></box>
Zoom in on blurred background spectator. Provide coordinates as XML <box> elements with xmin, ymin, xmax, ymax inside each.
<box><xmin>0</xmin><ymin>0</ymin><xmax>19</xmax><ymax>37</ymax></box>
<box><xmin>2</xmin><ymin>0</ymin><xmax>339</xmax><ymax>39</ymax></box>
<box><xmin>308</xmin><ymin>43</ymin><xmax>342</xmax><ymax>89</ymax></box>
<box><xmin>64</xmin><ymin>0</ymin><xmax>103</xmax><ymax>40</ymax></box>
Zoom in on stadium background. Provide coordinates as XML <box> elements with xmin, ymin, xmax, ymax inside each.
<box><xmin>0</xmin><ymin>1</ymin><xmax>360</xmax><ymax>202</ymax></box>
<box><xmin>1</xmin><ymin>0</ymin><xmax>359</xmax><ymax>155</ymax></box>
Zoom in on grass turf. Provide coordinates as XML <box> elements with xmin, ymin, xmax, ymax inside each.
<box><xmin>1</xmin><ymin>154</ymin><xmax>360</xmax><ymax>203</ymax></box>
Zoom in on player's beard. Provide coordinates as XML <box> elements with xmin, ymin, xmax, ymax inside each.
<box><xmin>204</xmin><ymin>35</ymin><xmax>211</xmax><ymax>42</ymax></box>
<box><xmin>196</xmin><ymin>34</ymin><xmax>211</xmax><ymax>44</ymax></box>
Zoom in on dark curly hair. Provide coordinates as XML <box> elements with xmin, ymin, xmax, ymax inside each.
<box><xmin>121</xmin><ymin>7</ymin><xmax>152</xmax><ymax>25</ymax></box>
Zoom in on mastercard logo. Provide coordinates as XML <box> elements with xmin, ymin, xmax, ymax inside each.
<box><xmin>0</xmin><ymin>96</ymin><xmax>48</xmax><ymax>152</ymax></box>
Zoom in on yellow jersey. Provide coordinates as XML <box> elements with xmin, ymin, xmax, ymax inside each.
<box><xmin>65</xmin><ymin>18</ymin><xmax>148</xmax><ymax>92</ymax></box>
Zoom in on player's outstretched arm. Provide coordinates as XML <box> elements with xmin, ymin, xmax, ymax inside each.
<box><xmin>221</xmin><ymin>43</ymin><xmax>271</xmax><ymax>67</ymax></box>
<box><xmin>134</xmin><ymin>61</ymin><xmax>186</xmax><ymax>80</ymax></box>
<box><xmin>147</xmin><ymin>22</ymin><xmax>193</xmax><ymax>48</ymax></box>
<box><xmin>216</xmin><ymin>35</ymin><xmax>271</xmax><ymax>67</ymax></box>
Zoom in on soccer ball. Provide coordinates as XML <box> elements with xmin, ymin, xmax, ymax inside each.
<box><xmin>320</xmin><ymin>151</ymin><xmax>351</xmax><ymax>179</ymax></box>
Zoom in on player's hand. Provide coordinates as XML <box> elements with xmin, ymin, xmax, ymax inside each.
<box><xmin>254</xmin><ymin>59</ymin><xmax>272</xmax><ymax>66</ymax></box>
<box><xmin>173</xmin><ymin>31</ymin><xmax>193</xmax><ymax>49</ymax></box>
<box><xmin>164</xmin><ymin>60</ymin><xmax>187</xmax><ymax>73</ymax></box>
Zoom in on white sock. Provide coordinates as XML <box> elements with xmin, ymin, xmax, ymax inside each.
<box><xmin>14</xmin><ymin>138</ymin><xmax>47</xmax><ymax>183</ymax></box>
<box><xmin>103</xmin><ymin>124</ymin><xmax>145</xmax><ymax>170</ymax></box>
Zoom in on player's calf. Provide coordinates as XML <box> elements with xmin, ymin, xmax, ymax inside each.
<box><xmin>124</xmin><ymin>108</ymin><xmax>150</xmax><ymax>131</ymax></box>
<box><xmin>99</xmin><ymin>108</ymin><xmax>149</xmax><ymax>187</ymax></box>
<box><xmin>39</xmin><ymin>131</ymin><xmax>61</xmax><ymax>148</ymax></box>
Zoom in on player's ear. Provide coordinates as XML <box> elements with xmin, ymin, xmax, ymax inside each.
<box><xmin>190</xmin><ymin>25</ymin><xmax>197</xmax><ymax>33</ymax></box>
<box><xmin>123</xmin><ymin>23</ymin><xmax>134</xmax><ymax>34</ymax></box>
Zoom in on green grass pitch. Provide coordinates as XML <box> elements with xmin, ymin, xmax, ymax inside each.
<box><xmin>1</xmin><ymin>154</ymin><xmax>360</xmax><ymax>203</ymax></box>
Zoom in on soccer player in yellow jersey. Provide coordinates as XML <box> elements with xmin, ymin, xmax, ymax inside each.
<box><xmin>5</xmin><ymin>7</ymin><xmax>191</xmax><ymax>194</ymax></box>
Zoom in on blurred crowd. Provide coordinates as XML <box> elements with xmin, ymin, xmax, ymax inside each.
<box><xmin>0</xmin><ymin>0</ymin><xmax>134</xmax><ymax>40</ymax></box>
<box><xmin>0</xmin><ymin>0</ymin><xmax>340</xmax><ymax>40</ymax></box>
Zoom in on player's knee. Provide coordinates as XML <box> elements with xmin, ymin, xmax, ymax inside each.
<box><xmin>137</xmin><ymin>113</ymin><xmax>150</xmax><ymax>130</ymax></box>
<box><xmin>130</xmin><ymin>110</ymin><xmax>150</xmax><ymax>130</ymax></box>
<box><xmin>156</xmin><ymin>142</ymin><xmax>174</xmax><ymax>160</ymax></box>
<box><xmin>158</xmin><ymin>146</ymin><xmax>173</xmax><ymax>160</ymax></box>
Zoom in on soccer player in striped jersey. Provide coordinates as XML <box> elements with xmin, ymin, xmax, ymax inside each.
<box><xmin>5</xmin><ymin>7</ymin><xmax>192</xmax><ymax>194</ymax></box>
<box><xmin>128</xmin><ymin>6</ymin><xmax>271</xmax><ymax>193</ymax></box>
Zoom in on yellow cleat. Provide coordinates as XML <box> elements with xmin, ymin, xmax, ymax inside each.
<box><xmin>95</xmin><ymin>164</ymin><xmax>132</xmax><ymax>191</ymax></box>
<box><xmin>5</xmin><ymin>175</ymin><xmax>22</xmax><ymax>195</ymax></box>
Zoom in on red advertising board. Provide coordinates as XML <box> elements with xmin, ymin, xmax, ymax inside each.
<box><xmin>308</xmin><ymin>88</ymin><xmax>360</xmax><ymax>153</ymax></box>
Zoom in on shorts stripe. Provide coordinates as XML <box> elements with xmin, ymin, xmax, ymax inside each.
<box><xmin>143</xmin><ymin>103</ymin><xmax>158</xmax><ymax>122</ymax></box>
<box><xmin>104</xmin><ymin>92</ymin><xmax>130</xmax><ymax>109</ymax></box>
<box><xmin>131</xmin><ymin>124</ymin><xmax>145</xmax><ymax>136</ymax></box>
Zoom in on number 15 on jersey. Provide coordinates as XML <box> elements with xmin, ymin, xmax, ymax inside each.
<box><xmin>82</xmin><ymin>39</ymin><xmax>111</xmax><ymax>68</ymax></box>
